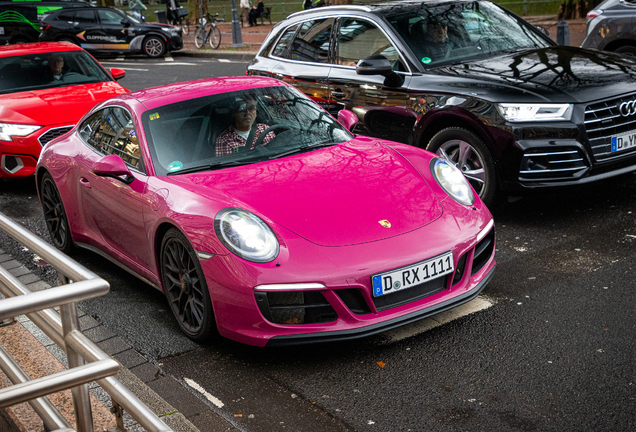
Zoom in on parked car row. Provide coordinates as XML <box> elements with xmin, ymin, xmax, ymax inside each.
<box><xmin>2</xmin><ymin>0</ymin><xmax>636</xmax><ymax>347</ymax></box>
<box><xmin>0</xmin><ymin>0</ymin><xmax>182</xmax><ymax>57</ymax></box>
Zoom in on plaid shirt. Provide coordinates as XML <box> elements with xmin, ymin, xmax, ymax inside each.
<box><xmin>215</xmin><ymin>124</ymin><xmax>275</xmax><ymax>156</ymax></box>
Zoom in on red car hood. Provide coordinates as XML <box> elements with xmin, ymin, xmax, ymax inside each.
<box><xmin>0</xmin><ymin>82</ymin><xmax>127</xmax><ymax>125</ymax></box>
<box><xmin>170</xmin><ymin>139</ymin><xmax>443</xmax><ymax>246</ymax></box>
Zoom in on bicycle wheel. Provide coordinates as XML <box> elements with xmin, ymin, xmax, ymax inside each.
<box><xmin>194</xmin><ymin>24</ymin><xmax>210</xmax><ymax>49</ymax></box>
<box><xmin>209</xmin><ymin>25</ymin><xmax>221</xmax><ymax>49</ymax></box>
<box><xmin>180</xmin><ymin>17</ymin><xmax>189</xmax><ymax>35</ymax></box>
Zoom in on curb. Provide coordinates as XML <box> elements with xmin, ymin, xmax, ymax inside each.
<box><xmin>173</xmin><ymin>49</ymin><xmax>258</xmax><ymax>61</ymax></box>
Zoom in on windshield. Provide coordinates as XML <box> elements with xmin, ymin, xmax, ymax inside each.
<box><xmin>387</xmin><ymin>1</ymin><xmax>551</xmax><ymax>68</ymax></box>
<box><xmin>0</xmin><ymin>50</ymin><xmax>113</xmax><ymax>95</ymax></box>
<box><xmin>142</xmin><ymin>86</ymin><xmax>355</xmax><ymax>176</ymax></box>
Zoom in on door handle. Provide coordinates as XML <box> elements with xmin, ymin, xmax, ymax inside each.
<box><xmin>332</xmin><ymin>90</ymin><xmax>346</xmax><ymax>99</ymax></box>
<box><xmin>79</xmin><ymin>177</ymin><xmax>91</xmax><ymax>188</ymax></box>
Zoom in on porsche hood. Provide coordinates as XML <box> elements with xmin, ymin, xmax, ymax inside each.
<box><xmin>172</xmin><ymin>139</ymin><xmax>444</xmax><ymax>247</ymax></box>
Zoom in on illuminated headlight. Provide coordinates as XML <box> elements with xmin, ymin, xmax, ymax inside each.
<box><xmin>431</xmin><ymin>158</ymin><xmax>475</xmax><ymax>206</ymax></box>
<box><xmin>214</xmin><ymin>208</ymin><xmax>279</xmax><ymax>262</ymax></box>
<box><xmin>496</xmin><ymin>103</ymin><xmax>573</xmax><ymax>122</ymax></box>
<box><xmin>0</xmin><ymin>123</ymin><xmax>41</xmax><ymax>142</ymax></box>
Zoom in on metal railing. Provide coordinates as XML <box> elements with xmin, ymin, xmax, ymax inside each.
<box><xmin>0</xmin><ymin>212</ymin><xmax>172</xmax><ymax>432</ymax></box>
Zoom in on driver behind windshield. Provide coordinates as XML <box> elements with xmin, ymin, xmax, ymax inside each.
<box><xmin>215</xmin><ymin>96</ymin><xmax>275</xmax><ymax>156</ymax></box>
<box><xmin>412</xmin><ymin>18</ymin><xmax>457</xmax><ymax>62</ymax></box>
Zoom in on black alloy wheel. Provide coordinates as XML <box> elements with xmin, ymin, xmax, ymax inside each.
<box><xmin>160</xmin><ymin>228</ymin><xmax>217</xmax><ymax>341</ymax></box>
<box><xmin>427</xmin><ymin>127</ymin><xmax>498</xmax><ymax>207</ymax></box>
<box><xmin>40</xmin><ymin>172</ymin><xmax>74</xmax><ymax>253</ymax></box>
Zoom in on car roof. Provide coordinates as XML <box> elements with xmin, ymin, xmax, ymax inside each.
<box><xmin>287</xmin><ymin>0</ymin><xmax>461</xmax><ymax>19</ymax></box>
<box><xmin>122</xmin><ymin>76</ymin><xmax>288</xmax><ymax>109</ymax></box>
<box><xmin>0</xmin><ymin>42</ymin><xmax>84</xmax><ymax>58</ymax></box>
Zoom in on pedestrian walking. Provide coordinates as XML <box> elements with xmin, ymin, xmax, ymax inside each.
<box><xmin>240</xmin><ymin>0</ymin><xmax>251</xmax><ymax>27</ymax></box>
<box><xmin>129</xmin><ymin>0</ymin><xmax>147</xmax><ymax>21</ymax></box>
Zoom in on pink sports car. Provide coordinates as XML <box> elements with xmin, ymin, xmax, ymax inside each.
<box><xmin>36</xmin><ymin>77</ymin><xmax>496</xmax><ymax>347</ymax></box>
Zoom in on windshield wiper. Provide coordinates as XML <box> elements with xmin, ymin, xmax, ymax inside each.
<box><xmin>166</xmin><ymin>160</ymin><xmax>250</xmax><ymax>175</ymax></box>
<box><xmin>268</xmin><ymin>142</ymin><xmax>336</xmax><ymax>160</ymax></box>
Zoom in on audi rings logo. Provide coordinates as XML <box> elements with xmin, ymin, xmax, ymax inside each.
<box><xmin>619</xmin><ymin>100</ymin><xmax>636</xmax><ymax>117</ymax></box>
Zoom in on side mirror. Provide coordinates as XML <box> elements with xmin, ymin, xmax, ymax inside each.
<box><xmin>356</xmin><ymin>55</ymin><xmax>393</xmax><ymax>77</ymax></box>
<box><xmin>121</xmin><ymin>19</ymin><xmax>131</xmax><ymax>27</ymax></box>
<box><xmin>93</xmin><ymin>154</ymin><xmax>134</xmax><ymax>184</ymax></box>
<box><xmin>337</xmin><ymin>109</ymin><xmax>358</xmax><ymax>131</ymax></box>
<box><xmin>110</xmin><ymin>68</ymin><xmax>126</xmax><ymax>81</ymax></box>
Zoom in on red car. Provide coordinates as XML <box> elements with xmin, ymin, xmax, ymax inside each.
<box><xmin>0</xmin><ymin>42</ymin><xmax>128</xmax><ymax>179</ymax></box>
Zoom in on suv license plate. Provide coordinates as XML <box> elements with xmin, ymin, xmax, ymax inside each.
<box><xmin>611</xmin><ymin>130</ymin><xmax>636</xmax><ymax>152</ymax></box>
<box><xmin>372</xmin><ymin>252</ymin><xmax>454</xmax><ymax>297</ymax></box>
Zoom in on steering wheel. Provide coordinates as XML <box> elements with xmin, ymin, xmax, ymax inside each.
<box><xmin>252</xmin><ymin>124</ymin><xmax>293</xmax><ymax>149</ymax></box>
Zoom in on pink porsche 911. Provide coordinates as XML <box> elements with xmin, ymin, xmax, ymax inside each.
<box><xmin>36</xmin><ymin>77</ymin><xmax>496</xmax><ymax>347</ymax></box>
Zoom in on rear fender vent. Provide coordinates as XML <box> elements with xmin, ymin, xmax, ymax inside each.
<box><xmin>255</xmin><ymin>291</ymin><xmax>337</xmax><ymax>325</ymax></box>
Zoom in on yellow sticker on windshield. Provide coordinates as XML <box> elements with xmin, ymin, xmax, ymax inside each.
<box><xmin>149</xmin><ymin>113</ymin><xmax>160</xmax><ymax>120</ymax></box>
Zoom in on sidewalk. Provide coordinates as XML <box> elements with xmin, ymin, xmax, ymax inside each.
<box><xmin>173</xmin><ymin>16</ymin><xmax>588</xmax><ymax>60</ymax></box>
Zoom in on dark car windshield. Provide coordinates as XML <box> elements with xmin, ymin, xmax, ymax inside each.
<box><xmin>142</xmin><ymin>86</ymin><xmax>354</xmax><ymax>176</ymax></box>
<box><xmin>386</xmin><ymin>1</ymin><xmax>551</xmax><ymax>68</ymax></box>
<box><xmin>0</xmin><ymin>50</ymin><xmax>113</xmax><ymax>94</ymax></box>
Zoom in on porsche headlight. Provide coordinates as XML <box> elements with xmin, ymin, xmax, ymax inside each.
<box><xmin>432</xmin><ymin>158</ymin><xmax>475</xmax><ymax>206</ymax></box>
<box><xmin>0</xmin><ymin>123</ymin><xmax>41</xmax><ymax>142</ymax></box>
<box><xmin>214</xmin><ymin>208</ymin><xmax>279</xmax><ymax>262</ymax></box>
<box><xmin>496</xmin><ymin>103</ymin><xmax>573</xmax><ymax>122</ymax></box>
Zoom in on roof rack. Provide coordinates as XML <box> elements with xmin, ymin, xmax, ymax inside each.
<box><xmin>287</xmin><ymin>4</ymin><xmax>373</xmax><ymax>19</ymax></box>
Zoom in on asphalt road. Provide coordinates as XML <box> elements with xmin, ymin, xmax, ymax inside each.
<box><xmin>1</xmin><ymin>57</ymin><xmax>635</xmax><ymax>432</ymax></box>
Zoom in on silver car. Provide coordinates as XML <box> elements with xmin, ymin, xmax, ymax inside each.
<box><xmin>582</xmin><ymin>0</ymin><xmax>636</xmax><ymax>55</ymax></box>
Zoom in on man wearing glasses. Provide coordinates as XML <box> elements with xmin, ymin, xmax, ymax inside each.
<box><xmin>216</xmin><ymin>96</ymin><xmax>275</xmax><ymax>156</ymax></box>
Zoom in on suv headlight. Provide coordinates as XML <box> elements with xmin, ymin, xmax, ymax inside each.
<box><xmin>214</xmin><ymin>208</ymin><xmax>279</xmax><ymax>262</ymax></box>
<box><xmin>497</xmin><ymin>103</ymin><xmax>573</xmax><ymax>122</ymax></box>
<box><xmin>431</xmin><ymin>158</ymin><xmax>475</xmax><ymax>206</ymax></box>
<box><xmin>0</xmin><ymin>123</ymin><xmax>42</xmax><ymax>142</ymax></box>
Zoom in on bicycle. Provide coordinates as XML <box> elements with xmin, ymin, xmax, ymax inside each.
<box><xmin>194</xmin><ymin>13</ymin><xmax>221</xmax><ymax>49</ymax></box>
<box><xmin>175</xmin><ymin>7</ymin><xmax>189</xmax><ymax>35</ymax></box>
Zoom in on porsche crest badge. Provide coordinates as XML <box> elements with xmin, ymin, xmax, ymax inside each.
<box><xmin>379</xmin><ymin>220</ymin><xmax>391</xmax><ymax>228</ymax></box>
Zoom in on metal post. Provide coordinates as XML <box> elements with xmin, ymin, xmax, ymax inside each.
<box><xmin>59</xmin><ymin>275</ymin><xmax>94</xmax><ymax>432</ymax></box>
<box><xmin>556</xmin><ymin>19</ymin><xmax>570</xmax><ymax>45</ymax></box>
<box><xmin>230</xmin><ymin>0</ymin><xmax>246</xmax><ymax>47</ymax></box>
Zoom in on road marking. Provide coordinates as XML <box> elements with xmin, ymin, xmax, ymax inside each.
<box><xmin>165</xmin><ymin>56</ymin><xmax>174</xmax><ymax>62</ymax></box>
<box><xmin>380</xmin><ymin>296</ymin><xmax>495</xmax><ymax>343</ymax></box>
<box><xmin>112</xmin><ymin>67</ymin><xmax>149</xmax><ymax>71</ymax></box>
<box><xmin>218</xmin><ymin>59</ymin><xmax>230</xmax><ymax>62</ymax></box>
<box><xmin>184</xmin><ymin>378</ymin><xmax>225</xmax><ymax>408</ymax></box>
<box><xmin>116</xmin><ymin>56</ymin><xmax>125</xmax><ymax>61</ymax></box>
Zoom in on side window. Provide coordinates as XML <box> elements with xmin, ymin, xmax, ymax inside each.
<box><xmin>271</xmin><ymin>25</ymin><xmax>298</xmax><ymax>58</ymax></box>
<box><xmin>337</xmin><ymin>18</ymin><xmax>406</xmax><ymax>71</ymax></box>
<box><xmin>79</xmin><ymin>107</ymin><xmax>143</xmax><ymax>171</ymax></box>
<box><xmin>75</xmin><ymin>10</ymin><xmax>97</xmax><ymax>24</ymax></box>
<box><xmin>56</xmin><ymin>11</ymin><xmax>76</xmax><ymax>21</ymax></box>
<box><xmin>98</xmin><ymin>9</ymin><xmax>124</xmax><ymax>25</ymax></box>
<box><xmin>288</xmin><ymin>19</ymin><xmax>334</xmax><ymax>63</ymax></box>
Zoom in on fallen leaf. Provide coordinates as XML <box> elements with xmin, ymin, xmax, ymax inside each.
<box><xmin>377</xmin><ymin>362</ymin><xmax>386</xmax><ymax>368</ymax></box>
<box><xmin>234</xmin><ymin>414</ymin><xmax>242</xmax><ymax>417</ymax></box>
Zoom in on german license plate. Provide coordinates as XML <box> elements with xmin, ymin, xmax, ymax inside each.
<box><xmin>372</xmin><ymin>252</ymin><xmax>454</xmax><ymax>297</ymax></box>
<box><xmin>611</xmin><ymin>130</ymin><xmax>636</xmax><ymax>152</ymax></box>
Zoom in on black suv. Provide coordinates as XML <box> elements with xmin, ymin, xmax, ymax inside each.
<box><xmin>248</xmin><ymin>0</ymin><xmax>636</xmax><ymax>205</ymax></box>
<box><xmin>0</xmin><ymin>1</ymin><xmax>88</xmax><ymax>44</ymax></box>
<box><xmin>39</xmin><ymin>6</ymin><xmax>182</xmax><ymax>57</ymax></box>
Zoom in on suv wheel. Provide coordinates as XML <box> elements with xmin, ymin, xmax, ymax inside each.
<box><xmin>427</xmin><ymin>127</ymin><xmax>498</xmax><ymax>206</ymax></box>
<box><xmin>143</xmin><ymin>36</ymin><xmax>165</xmax><ymax>58</ymax></box>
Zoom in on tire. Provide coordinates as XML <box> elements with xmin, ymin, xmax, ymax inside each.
<box><xmin>40</xmin><ymin>172</ymin><xmax>74</xmax><ymax>253</ymax></box>
<box><xmin>614</xmin><ymin>45</ymin><xmax>636</xmax><ymax>57</ymax></box>
<box><xmin>194</xmin><ymin>23</ymin><xmax>211</xmax><ymax>49</ymax></box>
<box><xmin>11</xmin><ymin>37</ymin><xmax>29</xmax><ymax>44</ymax></box>
<box><xmin>143</xmin><ymin>36</ymin><xmax>165</xmax><ymax>58</ymax></box>
<box><xmin>160</xmin><ymin>228</ymin><xmax>217</xmax><ymax>341</ymax></box>
<box><xmin>209</xmin><ymin>26</ymin><xmax>221</xmax><ymax>49</ymax></box>
<box><xmin>426</xmin><ymin>127</ymin><xmax>498</xmax><ymax>206</ymax></box>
